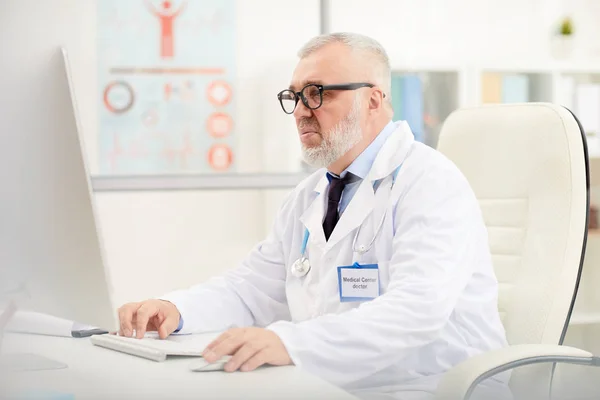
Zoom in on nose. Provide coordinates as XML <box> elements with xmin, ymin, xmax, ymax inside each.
<box><xmin>293</xmin><ymin>98</ymin><xmax>312</xmax><ymax>120</ymax></box>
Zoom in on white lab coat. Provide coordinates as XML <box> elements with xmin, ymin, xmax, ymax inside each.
<box><xmin>161</xmin><ymin>121</ymin><xmax>509</xmax><ymax>400</ymax></box>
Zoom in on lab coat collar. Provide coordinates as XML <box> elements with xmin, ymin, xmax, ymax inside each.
<box><xmin>299</xmin><ymin>183</ymin><xmax>327</xmax><ymax>249</ymax></box>
<box><xmin>299</xmin><ymin>120</ymin><xmax>415</xmax><ymax>253</ymax></box>
<box><xmin>299</xmin><ymin>173</ymin><xmax>329</xmax><ymax>248</ymax></box>
<box><xmin>311</xmin><ymin>120</ymin><xmax>413</xmax><ymax>193</ymax></box>
<box><xmin>323</xmin><ymin>176</ymin><xmax>375</xmax><ymax>252</ymax></box>
<box><xmin>367</xmin><ymin>120</ymin><xmax>414</xmax><ymax>182</ymax></box>
<box><xmin>345</xmin><ymin>120</ymin><xmax>397</xmax><ymax>180</ymax></box>
<box><xmin>314</xmin><ymin>174</ymin><xmax>329</xmax><ymax>194</ymax></box>
<box><xmin>324</xmin><ymin>120</ymin><xmax>415</xmax><ymax>251</ymax></box>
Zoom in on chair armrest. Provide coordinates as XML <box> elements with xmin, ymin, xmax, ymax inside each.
<box><xmin>434</xmin><ymin>344</ymin><xmax>596</xmax><ymax>400</ymax></box>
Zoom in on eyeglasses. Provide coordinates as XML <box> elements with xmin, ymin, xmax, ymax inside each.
<box><xmin>277</xmin><ymin>82</ymin><xmax>378</xmax><ymax>114</ymax></box>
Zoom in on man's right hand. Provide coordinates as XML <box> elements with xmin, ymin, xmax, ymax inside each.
<box><xmin>117</xmin><ymin>299</ymin><xmax>181</xmax><ymax>339</ymax></box>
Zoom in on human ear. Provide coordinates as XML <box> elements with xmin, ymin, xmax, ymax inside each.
<box><xmin>368</xmin><ymin>89</ymin><xmax>384</xmax><ymax>112</ymax></box>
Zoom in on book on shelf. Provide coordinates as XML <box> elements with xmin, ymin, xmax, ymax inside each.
<box><xmin>391</xmin><ymin>74</ymin><xmax>424</xmax><ymax>143</ymax></box>
<box><xmin>501</xmin><ymin>74</ymin><xmax>529</xmax><ymax>103</ymax></box>
<box><xmin>481</xmin><ymin>72</ymin><xmax>529</xmax><ymax>104</ymax></box>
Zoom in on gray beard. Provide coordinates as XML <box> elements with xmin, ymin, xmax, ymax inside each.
<box><xmin>301</xmin><ymin>96</ymin><xmax>363</xmax><ymax>168</ymax></box>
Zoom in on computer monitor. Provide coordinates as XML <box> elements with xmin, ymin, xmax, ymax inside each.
<box><xmin>0</xmin><ymin>48</ymin><xmax>119</xmax><ymax>337</ymax></box>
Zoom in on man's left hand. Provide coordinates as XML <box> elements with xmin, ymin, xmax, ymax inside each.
<box><xmin>203</xmin><ymin>327</ymin><xmax>293</xmax><ymax>372</ymax></box>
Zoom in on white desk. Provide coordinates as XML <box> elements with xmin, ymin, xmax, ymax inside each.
<box><xmin>0</xmin><ymin>333</ymin><xmax>358</xmax><ymax>399</ymax></box>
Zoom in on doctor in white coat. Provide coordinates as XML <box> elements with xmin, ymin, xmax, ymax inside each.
<box><xmin>118</xmin><ymin>32</ymin><xmax>509</xmax><ymax>399</ymax></box>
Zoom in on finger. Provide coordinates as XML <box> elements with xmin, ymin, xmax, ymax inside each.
<box><xmin>204</xmin><ymin>331</ymin><xmax>244</xmax><ymax>363</ymax></box>
<box><xmin>146</xmin><ymin>315</ymin><xmax>160</xmax><ymax>333</ymax></box>
<box><xmin>157</xmin><ymin>312</ymin><xmax>179</xmax><ymax>339</ymax></box>
<box><xmin>240</xmin><ymin>349</ymin><xmax>269</xmax><ymax>372</ymax></box>
<box><xmin>135</xmin><ymin>303</ymin><xmax>159</xmax><ymax>339</ymax></box>
<box><xmin>204</xmin><ymin>330</ymin><xmax>234</xmax><ymax>352</ymax></box>
<box><xmin>224</xmin><ymin>342</ymin><xmax>263</xmax><ymax>373</ymax></box>
<box><xmin>118</xmin><ymin>303</ymin><xmax>140</xmax><ymax>337</ymax></box>
<box><xmin>203</xmin><ymin>329</ymin><xmax>238</xmax><ymax>358</ymax></box>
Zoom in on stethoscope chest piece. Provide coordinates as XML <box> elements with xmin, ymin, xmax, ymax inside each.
<box><xmin>291</xmin><ymin>257</ymin><xmax>311</xmax><ymax>277</ymax></box>
<box><xmin>356</xmin><ymin>244</ymin><xmax>368</xmax><ymax>254</ymax></box>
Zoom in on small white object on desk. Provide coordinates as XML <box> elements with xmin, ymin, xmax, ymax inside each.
<box><xmin>189</xmin><ymin>355</ymin><xmax>232</xmax><ymax>372</ymax></box>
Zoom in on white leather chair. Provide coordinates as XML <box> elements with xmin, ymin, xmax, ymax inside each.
<box><xmin>433</xmin><ymin>103</ymin><xmax>599</xmax><ymax>400</ymax></box>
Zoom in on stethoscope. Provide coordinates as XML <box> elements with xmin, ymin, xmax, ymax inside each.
<box><xmin>291</xmin><ymin>165</ymin><xmax>402</xmax><ymax>278</ymax></box>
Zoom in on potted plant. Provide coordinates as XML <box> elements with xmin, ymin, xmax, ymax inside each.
<box><xmin>552</xmin><ymin>17</ymin><xmax>575</xmax><ymax>59</ymax></box>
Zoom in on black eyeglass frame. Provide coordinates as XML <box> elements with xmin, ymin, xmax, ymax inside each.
<box><xmin>277</xmin><ymin>82</ymin><xmax>382</xmax><ymax>114</ymax></box>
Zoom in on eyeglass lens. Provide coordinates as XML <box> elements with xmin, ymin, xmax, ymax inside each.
<box><xmin>279</xmin><ymin>84</ymin><xmax>322</xmax><ymax>113</ymax></box>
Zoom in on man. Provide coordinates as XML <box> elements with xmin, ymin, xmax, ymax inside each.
<box><xmin>118</xmin><ymin>32</ymin><xmax>508</xmax><ymax>399</ymax></box>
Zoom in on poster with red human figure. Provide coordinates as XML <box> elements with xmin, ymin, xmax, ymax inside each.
<box><xmin>97</xmin><ymin>0</ymin><xmax>236</xmax><ymax>174</ymax></box>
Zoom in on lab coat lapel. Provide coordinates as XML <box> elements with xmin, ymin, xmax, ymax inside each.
<box><xmin>323</xmin><ymin>121</ymin><xmax>415</xmax><ymax>253</ymax></box>
<box><xmin>299</xmin><ymin>174</ymin><xmax>329</xmax><ymax>248</ymax></box>
<box><xmin>369</xmin><ymin>120</ymin><xmax>414</xmax><ymax>181</ymax></box>
<box><xmin>323</xmin><ymin>179</ymin><xmax>375</xmax><ymax>252</ymax></box>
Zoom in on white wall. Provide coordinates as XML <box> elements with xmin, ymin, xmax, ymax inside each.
<box><xmin>1</xmin><ymin>0</ymin><xmax>318</xmax><ymax>308</ymax></box>
<box><xmin>91</xmin><ymin>0</ymin><xmax>320</xmax><ymax>306</ymax></box>
<box><xmin>328</xmin><ymin>0</ymin><xmax>600</xmax><ymax>66</ymax></box>
<box><xmin>6</xmin><ymin>0</ymin><xmax>600</xmax><ymax>308</ymax></box>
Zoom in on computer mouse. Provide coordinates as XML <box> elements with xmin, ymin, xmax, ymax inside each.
<box><xmin>189</xmin><ymin>355</ymin><xmax>232</xmax><ymax>372</ymax></box>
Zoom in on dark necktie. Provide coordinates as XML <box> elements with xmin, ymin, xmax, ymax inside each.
<box><xmin>323</xmin><ymin>173</ymin><xmax>359</xmax><ymax>241</ymax></box>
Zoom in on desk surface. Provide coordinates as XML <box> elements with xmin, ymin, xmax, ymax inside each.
<box><xmin>0</xmin><ymin>333</ymin><xmax>357</xmax><ymax>400</ymax></box>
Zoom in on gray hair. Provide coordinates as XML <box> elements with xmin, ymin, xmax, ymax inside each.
<box><xmin>297</xmin><ymin>32</ymin><xmax>392</xmax><ymax>103</ymax></box>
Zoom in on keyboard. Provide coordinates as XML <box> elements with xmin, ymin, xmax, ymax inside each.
<box><xmin>90</xmin><ymin>332</ymin><xmax>217</xmax><ymax>362</ymax></box>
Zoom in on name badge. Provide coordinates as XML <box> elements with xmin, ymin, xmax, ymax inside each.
<box><xmin>337</xmin><ymin>263</ymin><xmax>380</xmax><ymax>302</ymax></box>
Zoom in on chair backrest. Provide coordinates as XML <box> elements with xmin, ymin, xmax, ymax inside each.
<box><xmin>436</xmin><ymin>103</ymin><xmax>588</xmax><ymax>349</ymax></box>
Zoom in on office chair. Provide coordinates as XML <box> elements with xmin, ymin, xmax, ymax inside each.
<box><xmin>433</xmin><ymin>103</ymin><xmax>599</xmax><ymax>400</ymax></box>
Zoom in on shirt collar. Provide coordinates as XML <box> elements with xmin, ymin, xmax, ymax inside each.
<box><xmin>327</xmin><ymin>120</ymin><xmax>396</xmax><ymax>182</ymax></box>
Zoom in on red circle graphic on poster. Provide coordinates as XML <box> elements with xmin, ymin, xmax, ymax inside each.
<box><xmin>206</xmin><ymin>112</ymin><xmax>233</xmax><ymax>138</ymax></box>
<box><xmin>206</xmin><ymin>80</ymin><xmax>232</xmax><ymax>106</ymax></box>
<box><xmin>103</xmin><ymin>81</ymin><xmax>135</xmax><ymax>114</ymax></box>
<box><xmin>207</xmin><ymin>144</ymin><xmax>233</xmax><ymax>171</ymax></box>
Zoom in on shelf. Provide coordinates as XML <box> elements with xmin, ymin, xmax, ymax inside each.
<box><xmin>555</xmin><ymin>62</ymin><xmax>600</xmax><ymax>74</ymax></box>
<box><xmin>570</xmin><ymin>311</ymin><xmax>600</xmax><ymax>325</ymax></box>
<box><xmin>389</xmin><ymin>61</ymin><xmax>465</xmax><ymax>73</ymax></box>
<box><xmin>474</xmin><ymin>60</ymin><xmax>600</xmax><ymax>74</ymax></box>
<box><xmin>478</xmin><ymin>65</ymin><xmax>557</xmax><ymax>74</ymax></box>
<box><xmin>91</xmin><ymin>173</ymin><xmax>311</xmax><ymax>192</ymax></box>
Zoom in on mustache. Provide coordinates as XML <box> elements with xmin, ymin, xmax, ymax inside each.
<box><xmin>298</xmin><ymin>118</ymin><xmax>320</xmax><ymax>131</ymax></box>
